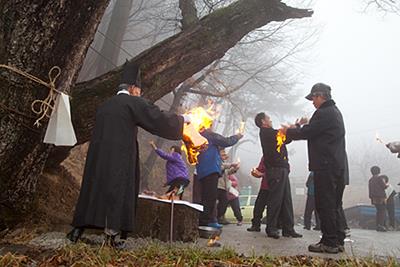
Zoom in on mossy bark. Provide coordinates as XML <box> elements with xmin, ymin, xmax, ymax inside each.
<box><xmin>0</xmin><ymin>0</ymin><xmax>110</xmax><ymax>229</ymax></box>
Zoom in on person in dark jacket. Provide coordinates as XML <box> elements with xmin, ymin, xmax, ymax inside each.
<box><xmin>67</xmin><ymin>62</ymin><xmax>189</xmax><ymax>247</ymax></box>
<box><xmin>282</xmin><ymin>83</ymin><xmax>347</xmax><ymax>254</ymax></box>
<box><xmin>303</xmin><ymin>172</ymin><xmax>320</xmax><ymax>230</ymax></box>
<box><xmin>368</xmin><ymin>166</ymin><xmax>387</xmax><ymax>232</ymax></box>
<box><xmin>255</xmin><ymin>112</ymin><xmax>302</xmax><ymax>239</ymax></box>
<box><xmin>196</xmin><ymin>128</ymin><xmax>242</xmax><ymax>228</ymax></box>
<box><xmin>150</xmin><ymin>141</ymin><xmax>189</xmax><ymax>199</ymax></box>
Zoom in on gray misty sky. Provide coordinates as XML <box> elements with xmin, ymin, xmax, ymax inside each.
<box><xmin>237</xmin><ymin>0</ymin><xmax>400</xmax><ymax>181</ymax></box>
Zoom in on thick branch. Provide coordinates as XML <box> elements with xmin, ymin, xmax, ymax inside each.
<box><xmin>179</xmin><ymin>0</ymin><xmax>199</xmax><ymax>30</ymax></box>
<box><xmin>71</xmin><ymin>0</ymin><xmax>313</xmax><ymax>144</ymax></box>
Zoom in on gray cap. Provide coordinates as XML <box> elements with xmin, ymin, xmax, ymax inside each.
<box><xmin>305</xmin><ymin>83</ymin><xmax>331</xmax><ymax>100</ymax></box>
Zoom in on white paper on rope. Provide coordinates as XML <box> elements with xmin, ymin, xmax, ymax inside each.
<box><xmin>44</xmin><ymin>93</ymin><xmax>77</xmax><ymax>146</ymax></box>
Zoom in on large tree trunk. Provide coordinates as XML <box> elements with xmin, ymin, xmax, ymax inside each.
<box><xmin>0</xmin><ymin>0</ymin><xmax>110</xmax><ymax>229</ymax></box>
<box><xmin>71</xmin><ymin>0</ymin><xmax>312</xmax><ymax>144</ymax></box>
<box><xmin>0</xmin><ymin>0</ymin><xmax>311</xmax><ymax>229</ymax></box>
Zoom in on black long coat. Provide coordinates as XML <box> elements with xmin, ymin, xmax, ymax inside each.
<box><xmin>287</xmin><ymin>99</ymin><xmax>347</xmax><ymax>172</ymax></box>
<box><xmin>72</xmin><ymin>93</ymin><xmax>183</xmax><ymax>232</ymax></box>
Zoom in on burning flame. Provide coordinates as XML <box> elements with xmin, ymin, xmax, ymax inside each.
<box><xmin>182</xmin><ymin>107</ymin><xmax>215</xmax><ymax>165</ymax></box>
<box><xmin>276</xmin><ymin>130</ymin><xmax>286</xmax><ymax>153</ymax></box>
<box><xmin>207</xmin><ymin>235</ymin><xmax>220</xmax><ymax>247</ymax></box>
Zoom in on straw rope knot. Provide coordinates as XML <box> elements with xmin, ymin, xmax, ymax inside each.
<box><xmin>0</xmin><ymin>64</ymin><xmax>63</xmax><ymax>127</ymax></box>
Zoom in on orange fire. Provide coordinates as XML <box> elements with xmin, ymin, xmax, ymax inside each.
<box><xmin>276</xmin><ymin>130</ymin><xmax>286</xmax><ymax>153</ymax></box>
<box><xmin>182</xmin><ymin>107</ymin><xmax>215</xmax><ymax>165</ymax></box>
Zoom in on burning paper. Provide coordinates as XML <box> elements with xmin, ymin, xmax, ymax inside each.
<box><xmin>276</xmin><ymin>130</ymin><xmax>286</xmax><ymax>153</ymax></box>
<box><xmin>182</xmin><ymin>107</ymin><xmax>214</xmax><ymax>165</ymax></box>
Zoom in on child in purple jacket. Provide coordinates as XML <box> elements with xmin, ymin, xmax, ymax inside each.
<box><xmin>150</xmin><ymin>141</ymin><xmax>189</xmax><ymax>199</ymax></box>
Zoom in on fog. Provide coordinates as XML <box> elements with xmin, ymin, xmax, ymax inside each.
<box><xmin>235</xmin><ymin>0</ymin><xmax>400</xmax><ymax>201</ymax></box>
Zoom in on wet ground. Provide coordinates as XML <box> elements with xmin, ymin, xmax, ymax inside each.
<box><xmin>200</xmin><ymin>224</ymin><xmax>400</xmax><ymax>259</ymax></box>
<box><xmin>1</xmin><ymin>224</ymin><xmax>399</xmax><ymax>260</ymax></box>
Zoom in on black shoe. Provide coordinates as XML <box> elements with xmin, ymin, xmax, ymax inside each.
<box><xmin>377</xmin><ymin>225</ymin><xmax>387</xmax><ymax>232</ymax></box>
<box><xmin>66</xmin><ymin>227</ymin><xmax>84</xmax><ymax>243</ymax></box>
<box><xmin>308</xmin><ymin>242</ymin><xmax>339</xmax><ymax>254</ymax></box>
<box><xmin>313</xmin><ymin>227</ymin><xmax>321</xmax><ymax>231</ymax></box>
<box><xmin>282</xmin><ymin>231</ymin><xmax>303</xmax><ymax>238</ymax></box>
<box><xmin>303</xmin><ymin>226</ymin><xmax>311</xmax><ymax>230</ymax></box>
<box><xmin>247</xmin><ymin>225</ymin><xmax>261</xmax><ymax>232</ymax></box>
<box><xmin>266</xmin><ymin>231</ymin><xmax>280</xmax><ymax>239</ymax></box>
<box><xmin>338</xmin><ymin>245</ymin><xmax>345</xmax><ymax>252</ymax></box>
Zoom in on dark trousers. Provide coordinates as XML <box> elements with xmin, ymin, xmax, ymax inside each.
<box><xmin>217</xmin><ymin>189</ymin><xmax>229</xmax><ymax>218</ymax></box>
<box><xmin>251</xmin><ymin>189</ymin><xmax>269</xmax><ymax>227</ymax></box>
<box><xmin>228</xmin><ymin>197</ymin><xmax>243</xmax><ymax>221</ymax></box>
<box><xmin>199</xmin><ymin>173</ymin><xmax>219</xmax><ymax>225</ymax></box>
<box><xmin>166</xmin><ymin>178</ymin><xmax>190</xmax><ymax>199</ymax></box>
<box><xmin>386</xmin><ymin>195</ymin><xmax>396</xmax><ymax>228</ymax></box>
<box><xmin>265</xmin><ymin>167</ymin><xmax>294</xmax><ymax>234</ymax></box>
<box><xmin>217</xmin><ymin>189</ymin><xmax>243</xmax><ymax>221</ymax></box>
<box><xmin>314</xmin><ymin>169</ymin><xmax>346</xmax><ymax>247</ymax></box>
<box><xmin>304</xmin><ymin>195</ymin><xmax>320</xmax><ymax>229</ymax></box>
<box><xmin>192</xmin><ymin>174</ymin><xmax>202</xmax><ymax>204</ymax></box>
<box><xmin>338</xmin><ymin>205</ymin><xmax>349</xmax><ymax>230</ymax></box>
<box><xmin>375</xmin><ymin>203</ymin><xmax>386</xmax><ymax>228</ymax></box>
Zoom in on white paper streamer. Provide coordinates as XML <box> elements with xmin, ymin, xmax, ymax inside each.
<box><xmin>44</xmin><ymin>93</ymin><xmax>77</xmax><ymax>146</ymax></box>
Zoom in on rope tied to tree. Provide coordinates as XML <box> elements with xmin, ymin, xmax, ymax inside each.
<box><xmin>0</xmin><ymin>64</ymin><xmax>63</xmax><ymax>127</ymax></box>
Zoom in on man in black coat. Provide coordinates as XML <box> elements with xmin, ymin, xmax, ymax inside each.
<box><xmin>282</xmin><ymin>83</ymin><xmax>347</xmax><ymax>254</ymax></box>
<box><xmin>67</xmin><ymin>62</ymin><xmax>189</xmax><ymax>246</ymax></box>
<box><xmin>255</xmin><ymin>112</ymin><xmax>302</xmax><ymax>239</ymax></box>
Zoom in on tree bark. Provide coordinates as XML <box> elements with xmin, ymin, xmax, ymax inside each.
<box><xmin>179</xmin><ymin>0</ymin><xmax>199</xmax><ymax>30</ymax></box>
<box><xmin>95</xmin><ymin>0</ymin><xmax>134</xmax><ymax>76</ymax></box>
<box><xmin>133</xmin><ymin>197</ymin><xmax>200</xmax><ymax>242</ymax></box>
<box><xmin>0</xmin><ymin>0</ymin><xmax>110</xmax><ymax>228</ymax></box>
<box><xmin>71</xmin><ymin>0</ymin><xmax>312</xmax><ymax>144</ymax></box>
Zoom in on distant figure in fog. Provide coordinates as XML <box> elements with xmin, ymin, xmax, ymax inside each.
<box><xmin>368</xmin><ymin>166</ymin><xmax>388</xmax><ymax>232</ymax></box>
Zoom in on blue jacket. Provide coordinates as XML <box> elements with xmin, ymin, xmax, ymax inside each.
<box><xmin>196</xmin><ymin>129</ymin><xmax>240</xmax><ymax>180</ymax></box>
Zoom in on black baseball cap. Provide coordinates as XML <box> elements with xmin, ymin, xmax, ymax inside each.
<box><xmin>305</xmin><ymin>83</ymin><xmax>331</xmax><ymax>100</ymax></box>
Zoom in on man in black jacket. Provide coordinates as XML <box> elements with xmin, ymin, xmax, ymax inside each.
<box><xmin>282</xmin><ymin>83</ymin><xmax>347</xmax><ymax>254</ymax></box>
<box><xmin>255</xmin><ymin>112</ymin><xmax>302</xmax><ymax>239</ymax></box>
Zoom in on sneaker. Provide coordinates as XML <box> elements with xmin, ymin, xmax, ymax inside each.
<box><xmin>208</xmin><ymin>222</ymin><xmax>223</xmax><ymax>229</ymax></box>
<box><xmin>308</xmin><ymin>242</ymin><xmax>339</xmax><ymax>254</ymax></box>
<box><xmin>236</xmin><ymin>220</ymin><xmax>243</xmax><ymax>226</ymax></box>
<box><xmin>282</xmin><ymin>231</ymin><xmax>302</xmax><ymax>238</ymax></box>
<box><xmin>247</xmin><ymin>225</ymin><xmax>261</xmax><ymax>232</ymax></box>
